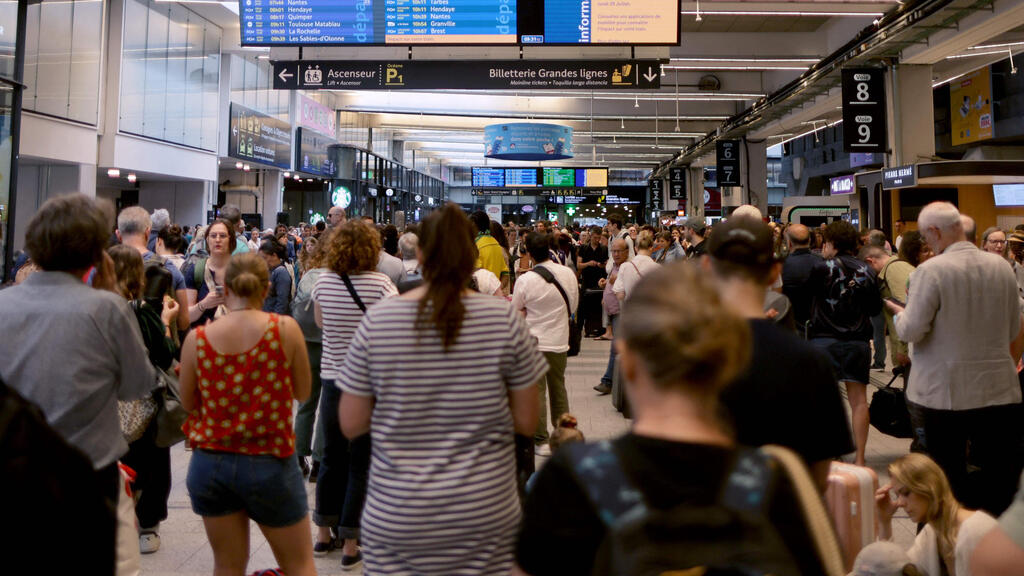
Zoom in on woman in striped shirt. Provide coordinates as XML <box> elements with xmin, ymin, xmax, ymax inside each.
<box><xmin>338</xmin><ymin>203</ymin><xmax>544</xmax><ymax>575</ymax></box>
<box><xmin>312</xmin><ymin>221</ymin><xmax>397</xmax><ymax>571</ymax></box>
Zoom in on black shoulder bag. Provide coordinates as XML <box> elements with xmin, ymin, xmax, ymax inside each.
<box><xmin>531</xmin><ymin>266</ymin><xmax>581</xmax><ymax>357</ymax></box>
<box><xmin>340</xmin><ymin>273</ymin><xmax>368</xmax><ymax>312</ymax></box>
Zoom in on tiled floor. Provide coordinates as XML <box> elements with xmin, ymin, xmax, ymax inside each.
<box><xmin>140</xmin><ymin>336</ymin><xmax>912</xmax><ymax>575</ymax></box>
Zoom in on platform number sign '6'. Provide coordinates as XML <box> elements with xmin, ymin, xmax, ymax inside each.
<box><xmin>716</xmin><ymin>140</ymin><xmax>740</xmax><ymax>187</ymax></box>
<box><xmin>841</xmin><ymin>68</ymin><xmax>887</xmax><ymax>153</ymax></box>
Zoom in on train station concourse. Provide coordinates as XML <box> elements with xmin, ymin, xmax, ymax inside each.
<box><xmin>5</xmin><ymin>0</ymin><xmax>1024</xmax><ymax>574</ymax></box>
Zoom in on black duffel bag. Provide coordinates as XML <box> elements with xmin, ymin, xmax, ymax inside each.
<box><xmin>869</xmin><ymin>367</ymin><xmax>913</xmax><ymax>439</ymax></box>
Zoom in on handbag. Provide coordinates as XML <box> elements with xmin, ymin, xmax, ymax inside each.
<box><xmin>869</xmin><ymin>367</ymin><xmax>913</xmax><ymax>439</ymax></box>
<box><xmin>531</xmin><ymin>266</ymin><xmax>582</xmax><ymax>357</ymax></box>
<box><xmin>118</xmin><ymin>396</ymin><xmax>157</xmax><ymax>444</ymax></box>
<box><xmin>154</xmin><ymin>365</ymin><xmax>189</xmax><ymax>448</ymax></box>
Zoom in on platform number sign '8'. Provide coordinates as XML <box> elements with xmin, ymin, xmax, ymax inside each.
<box><xmin>716</xmin><ymin>140</ymin><xmax>740</xmax><ymax>187</ymax></box>
<box><xmin>841</xmin><ymin>68</ymin><xmax>887</xmax><ymax>153</ymax></box>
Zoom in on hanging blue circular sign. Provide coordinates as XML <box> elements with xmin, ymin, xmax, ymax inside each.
<box><xmin>484</xmin><ymin>123</ymin><xmax>574</xmax><ymax>161</ymax></box>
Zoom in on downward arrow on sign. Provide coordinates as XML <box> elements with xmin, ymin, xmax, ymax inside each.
<box><xmin>643</xmin><ymin>67</ymin><xmax>658</xmax><ymax>82</ymax></box>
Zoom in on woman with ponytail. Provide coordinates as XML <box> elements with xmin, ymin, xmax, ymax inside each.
<box><xmin>876</xmin><ymin>453</ymin><xmax>998</xmax><ymax>576</ymax></box>
<box><xmin>179</xmin><ymin>253</ymin><xmax>315</xmax><ymax>576</ymax></box>
<box><xmin>337</xmin><ymin>203</ymin><xmax>545</xmax><ymax>575</ymax></box>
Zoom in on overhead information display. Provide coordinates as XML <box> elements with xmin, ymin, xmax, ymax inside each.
<box><xmin>575</xmin><ymin>168</ymin><xmax>607</xmax><ymax>188</ymax></box>
<box><xmin>505</xmin><ymin>168</ymin><xmax>538</xmax><ymax>187</ymax></box>
<box><xmin>543</xmin><ymin>168</ymin><xmax>575</xmax><ymax>187</ymax></box>
<box><xmin>472</xmin><ymin>167</ymin><xmax>505</xmax><ymax>187</ymax></box>
<box><xmin>472</xmin><ymin>167</ymin><xmax>608</xmax><ymax>189</ymax></box>
<box><xmin>241</xmin><ymin>0</ymin><xmax>679</xmax><ymax>46</ymax></box>
<box><xmin>273</xmin><ymin>60</ymin><xmax>662</xmax><ymax>90</ymax></box>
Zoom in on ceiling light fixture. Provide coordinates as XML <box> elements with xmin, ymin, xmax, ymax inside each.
<box><xmin>107</xmin><ymin>168</ymin><xmax>120</xmax><ymax>178</ymax></box>
<box><xmin>946</xmin><ymin>50</ymin><xmax>1012</xmax><ymax>59</ymax></box>
<box><xmin>674</xmin><ymin>73</ymin><xmax>681</xmax><ymax>132</ymax></box>
<box><xmin>970</xmin><ymin>40</ymin><xmax>1024</xmax><ymax>51</ymax></box>
<box><xmin>283</xmin><ymin>172</ymin><xmax>291</xmax><ymax>177</ymax></box>
<box><xmin>127</xmin><ymin>173</ymin><xmax>137</xmax><ymax>183</ymax></box>
<box><xmin>1011</xmin><ymin>48</ymin><xmax>1019</xmax><ymax>75</ymax></box>
<box><xmin>620</xmin><ymin>117</ymin><xmax>625</xmax><ymax>129</ymax></box>
<box><xmin>235</xmin><ymin>162</ymin><xmax>243</xmax><ymax>169</ymax></box>
<box><xmin>695</xmin><ymin>0</ymin><xmax>702</xmax><ymax>21</ymax></box>
<box><xmin>634</xmin><ymin>95</ymin><xmax>639</xmax><ymax>108</ymax></box>
<box><xmin>243</xmin><ymin>164</ymin><xmax>251</xmax><ymax>172</ymax></box>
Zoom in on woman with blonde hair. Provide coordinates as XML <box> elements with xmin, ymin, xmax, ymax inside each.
<box><xmin>876</xmin><ymin>453</ymin><xmax>998</xmax><ymax>576</ymax></box>
<box><xmin>179</xmin><ymin>252</ymin><xmax>314</xmax><ymax>576</ymax></box>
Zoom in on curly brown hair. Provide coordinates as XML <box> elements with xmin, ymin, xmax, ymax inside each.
<box><xmin>323</xmin><ymin>220</ymin><xmax>381</xmax><ymax>276</ymax></box>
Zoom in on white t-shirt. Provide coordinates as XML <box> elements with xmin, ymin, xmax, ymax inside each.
<box><xmin>473</xmin><ymin>268</ymin><xmax>502</xmax><ymax>296</ymax></box>
<box><xmin>510</xmin><ymin>261</ymin><xmax>580</xmax><ymax>353</ymax></box>
<box><xmin>613</xmin><ymin>254</ymin><xmax>659</xmax><ymax>301</ymax></box>
<box><xmin>606</xmin><ymin>230</ymin><xmax>634</xmax><ymax>274</ymax></box>
<box><xmin>905</xmin><ymin>510</ymin><xmax>997</xmax><ymax>576</ymax></box>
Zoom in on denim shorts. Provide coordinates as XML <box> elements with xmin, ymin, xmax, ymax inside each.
<box><xmin>186</xmin><ymin>449</ymin><xmax>308</xmax><ymax>527</ymax></box>
<box><xmin>811</xmin><ymin>337</ymin><xmax>870</xmax><ymax>385</ymax></box>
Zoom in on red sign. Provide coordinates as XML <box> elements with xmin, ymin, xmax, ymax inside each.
<box><xmin>704</xmin><ymin>188</ymin><xmax>721</xmax><ymax>211</ymax></box>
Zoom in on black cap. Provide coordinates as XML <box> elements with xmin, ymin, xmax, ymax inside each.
<box><xmin>707</xmin><ymin>216</ymin><xmax>777</xmax><ymax>268</ymax></box>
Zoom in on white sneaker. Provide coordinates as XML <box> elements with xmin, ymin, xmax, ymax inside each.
<box><xmin>535</xmin><ymin>444</ymin><xmax>552</xmax><ymax>457</ymax></box>
<box><xmin>140</xmin><ymin>531</ymin><xmax>161</xmax><ymax>554</ymax></box>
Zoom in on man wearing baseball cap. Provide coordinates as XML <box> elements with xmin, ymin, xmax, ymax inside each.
<box><xmin>683</xmin><ymin>215</ymin><xmax>708</xmax><ymax>259</ymax></box>
<box><xmin>704</xmin><ymin>215</ymin><xmax>854</xmax><ymax>492</ymax></box>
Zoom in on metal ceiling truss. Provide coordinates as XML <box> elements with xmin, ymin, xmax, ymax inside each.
<box><xmin>657</xmin><ymin>0</ymin><xmax>1000</xmax><ymax>176</ymax></box>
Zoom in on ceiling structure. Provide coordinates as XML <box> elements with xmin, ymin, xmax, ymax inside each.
<box><xmin>191</xmin><ymin>0</ymin><xmax>1024</xmax><ymax>177</ymax></box>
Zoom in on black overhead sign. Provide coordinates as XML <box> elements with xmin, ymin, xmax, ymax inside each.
<box><xmin>228</xmin><ymin>102</ymin><xmax>292</xmax><ymax>169</ymax></box>
<box><xmin>841</xmin><ymin>68</ymin><xmax>887</xmax><ymax>153</ymax></box>
<box><xmin>716</xmin><ymin>140</ymin><xmax>741</xmax><ymax>186</ymax></box>
<box><xmin>648</xmin><ymin>178</ymin><xmax>663</xmax><ymax>207</ymax></box>
<box><xmin>669</xmin><ymin>167</ymin><xmax>686</xmax><ymax>200</ymax></box>
<box><xmin>272</xmin><ymin>60</ymin><xmax>663</xmax><ymax>91</ymax></box>
<box><xmin>882</xmin><ymin>165</ymin><xmax>917</xmax><ymax>190</ymax></box>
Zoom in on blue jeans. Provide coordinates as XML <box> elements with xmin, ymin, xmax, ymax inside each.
<box><xmin>294</xmin><ymin>341</ymin><xmax>323</xmax><ymax>460</ymax></box>
<box><xmin>600</xmin><ymin>314</ymin><xmax>619</xmax><ymax>386</ymax></box>
<box><xmin>313</xmin><ymin>379</ymin><xmax>371</xmax><ymax>539</ymax></box>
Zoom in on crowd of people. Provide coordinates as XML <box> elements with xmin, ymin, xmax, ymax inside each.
<box><xmin>5</xmin><ymin>193</ymin><xmax>1024</xmax><ymax>576</ymax></box>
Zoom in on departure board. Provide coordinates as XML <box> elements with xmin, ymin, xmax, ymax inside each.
<box><xmin>472</xmin><ymin>167</ymin><xmax>505</xmax><ymax>187</ymax></box>
<box><xmin>505</xmin><ymin>168</ymin><xmax>539</xmax><ymax>187</ymax></box>
<box><xmin>239</xmin><ymin>0</ymin><xmax>679</xmax><ymax>46</ymax></box>
<box><xmin>575</xmin><ymin>168</ymin><xmax>607</xmax><ymax>187</ymax></box>
<box><xmin>543</xmin><ymin>168</ymin><xmax>575</xmax><ymax>187</ymax></box>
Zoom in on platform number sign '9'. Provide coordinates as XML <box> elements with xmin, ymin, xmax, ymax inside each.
<box><xmin>841</xmin><ymin>68</ymin><xmax>887</xmax><ymax>153</ymax></box>
<box><xmin>716</xmin><ymin>140</ymin><xmax>740</xmax><ymax>187</ymax></box>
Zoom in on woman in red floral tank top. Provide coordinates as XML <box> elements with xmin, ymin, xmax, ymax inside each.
<box><xmin>179</xmin><ymin>253</ymin><xmax>314</xmax><ymax>576</ymax></box>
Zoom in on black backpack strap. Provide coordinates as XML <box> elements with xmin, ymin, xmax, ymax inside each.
<box><xmin>566</xmin><ymin>441</ymin><xmax>775</xmax><ymax>527</ymax></box>
<box><xmin>531</xmin><ymin>266</ymin><xmax>573</xmax><ymax>320</ymax></box>
<box><xmin>340</xmin><ymin>273</ymin><xmax>367</xmax><ymax>312</ymax></box>
<box><xmin>564</xmin><ymin>440</ymin><xmax>648</xmax><ymax>526</ymax></box>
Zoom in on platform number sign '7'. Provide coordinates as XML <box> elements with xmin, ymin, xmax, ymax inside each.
<box><xmin>841</xmin><ymin>68</ymin><xmax>887</xmax><ymax>153</ymax></box>
<box><xmin>716</xmin><ymin>140</ymin><xmax>740</xmax><ymax>187</ymax></box>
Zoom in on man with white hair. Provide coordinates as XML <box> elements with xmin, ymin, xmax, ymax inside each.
<box><xmin>147</xmin><ymin>208</ymin><xmax>170</xmax><ymax>252</ymax></box>
<box><xmin>888</xmin><ymin>201</ymin><xmax>1024</xmax><ymax>515</ymax></box>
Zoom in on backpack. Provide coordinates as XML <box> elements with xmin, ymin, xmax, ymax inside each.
<box><xmin>565</xmin><ymin>441</ymin><xmax>834</xmax><ymax>576</ymax></box>
<box><xmin>291</xmin><ymin>268</ymin><xmax>323</xmax><ymax>340</ymax></box>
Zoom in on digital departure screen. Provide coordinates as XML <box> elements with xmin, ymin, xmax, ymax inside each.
<box><xmin>472</xmin><ymin>167</ymin><xmax>505</xmax><ymax>187</ymax></box>
<box><xmin>505</xmin><ymin>168</ymin><xmax>539</xmax><ymax>187</ymax></box>
<box><xmin>575</xmin><ymin>168</ymin><xmax>607</xmax><ymax>188</ymax></box>
<box><xmin>239</xmin><ymin>0</ymin><xmax>679</xmax><ymax>46</ymax></box>
<box><xmin>543</xmin><ymin>168</ymin><xmax>575</xmax><ymax>187</ymax></box>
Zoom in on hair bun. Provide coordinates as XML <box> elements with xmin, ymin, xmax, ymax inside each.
<box><xmin>556</xmin><ymin>414</ymin><xmax>578</xmax><ymax>429</ymax></box>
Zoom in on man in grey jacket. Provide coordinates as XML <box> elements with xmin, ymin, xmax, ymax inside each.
<box><xmin>889</xmin><ymin>201</ymin><xmax>1024</xmax><ymax>515</ymax></box>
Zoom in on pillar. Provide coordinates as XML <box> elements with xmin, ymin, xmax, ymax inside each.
<box><xmin>741</xmin><ymin>138</ymin><xmax>768</xmax><ymax>215</ymax></box>
<box><xmin>887</xmin><ymin>64</ymin><xmax>935</xmax><ymax>166</ymax></box>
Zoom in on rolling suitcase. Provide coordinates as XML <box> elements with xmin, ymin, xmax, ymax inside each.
<box><xmin>610</xmin><ymin>358</ymin><xmax>631</xmax><ymax>419</ymax></box>
<box><xmin>825</xmin><ymin>462</ymin><xmax>878</xmax><ymax>571</ymax></box>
